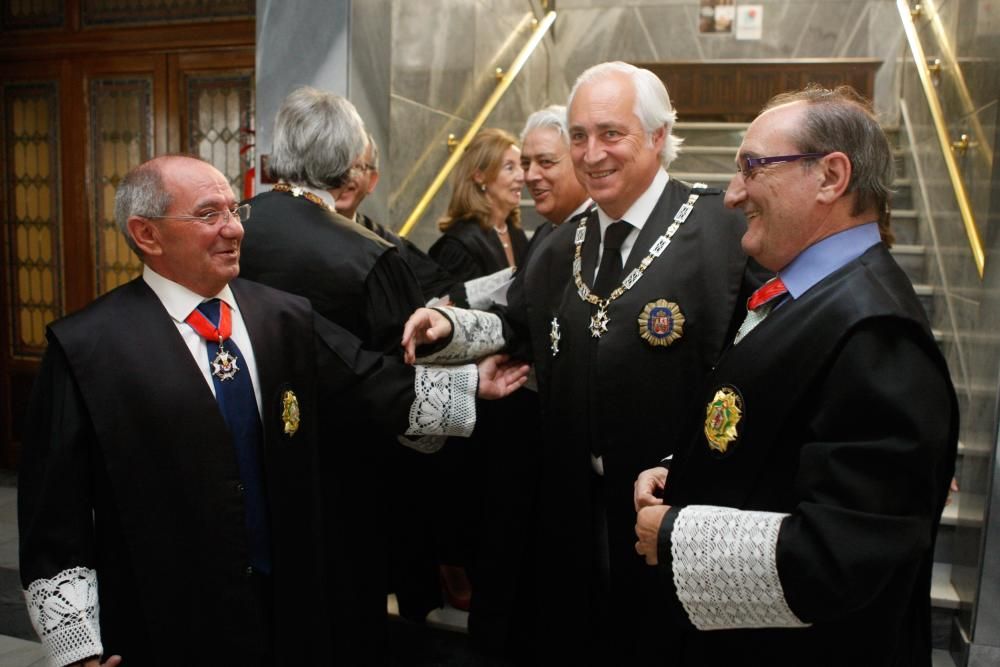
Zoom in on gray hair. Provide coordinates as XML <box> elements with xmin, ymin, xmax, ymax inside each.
<box><xmin>520</xmin><ymin>104</ymin><xmax>570</xmax><ymax>145</ymax></box>
<box><xmin>268</xmin><ymin>86</ymin><xmax>366</xmax><ymax>190</ymax></box>
<box><xmin>114</xmin><ymin>159</ymin><xmax>173</xmax><ymax>257</ymax></box>
<box><xmin>764</xmin><ymin>85</ymin><xmax>895</xmax><ymax>245</ymax></box>
<box><xmin>567</xmin><ymin>61</ymin><xmax>683</xmax><ymax>169</ymax></box>
<box><xmin>366</xmin><ymin>131</ymin><xmax>380</xmax><ymax>171</ymax></box>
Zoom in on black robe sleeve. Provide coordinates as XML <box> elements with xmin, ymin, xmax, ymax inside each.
<box><xmin>18</xmin><ymin>338</ymin><xmax>99</xmax><ymax>588</ymax></box>
<box><xmin>362</xmin><ymin>249</ymin><xmax>426</xmax><ymax>355</ymax></box>
<box><xmin>429</xmin><ymin>235</ymin><xmax>487</xmax><ymax>283</ymax></box>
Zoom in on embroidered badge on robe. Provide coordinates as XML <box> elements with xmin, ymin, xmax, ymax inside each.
<box><xmin>638</xmin><ymin>299</ymin><xmax>685</xmax><ymax>347</ymax></box>
<box><xmin>281</xmin><ymin>390</ymin><xmax>300</xmax><ymax>436</ymax></box>
<box><xmin>704</xmin><ymin>386</ymin><xmax>743</xmax><ymax>455</ymax></box>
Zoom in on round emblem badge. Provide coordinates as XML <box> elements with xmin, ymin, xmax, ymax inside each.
<box><xmin>704</xmin><ymin>385</ymin><xmax>743</xmax><ymax>455</ymax></box>
<box><xmin>637</xmin><ymin>299</ymin><xmax>685</xmax><ymax>347</ymax></box>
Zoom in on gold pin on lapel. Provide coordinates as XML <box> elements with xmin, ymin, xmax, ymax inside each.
<box><xmin>704</xmin><ymin>386</ymin><xmax>742</xmax><ymax>455</ymax></box>
<box><xmin>281</xmin><ymin>390</ymin><xmax>300</xmax><ymax>436</ymax></box>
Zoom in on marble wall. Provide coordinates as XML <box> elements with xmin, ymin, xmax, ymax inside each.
<box><xmin>386</xmin><ymin>0</ymin><xmax>553</xmax><ymax>249</ymax></box>
<box><xmin>257</xmin><ymin>0</ymin><xmax>911</xmax><ymax>246</ymax></box>
<box><xmin>393</xmin><ymin>0</ymin><xmax>908</xmax><ymax>245</ymax></box>
<box><xmin>551</xmin><ymin>0</ymin><xmax>906</xmax><ymax>120</ymax></box>
<box><xmin>896</xmin><ymin>0</ymin><xmax>1000</xmax><ymax>663</ymax></box>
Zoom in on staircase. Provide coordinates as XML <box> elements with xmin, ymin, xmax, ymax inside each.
<box><xmin>671</xmin><ymin>120</ymin><xmax>963</xmax><ymax>666</ymax></box>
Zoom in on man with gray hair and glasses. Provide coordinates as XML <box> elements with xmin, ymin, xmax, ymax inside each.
<box><xmin>634</xmin><ymin>85</ymin><xmax>957</xmax><ymax>665</ymax></box>
<box><xmin>18</xmin><ymin>154</ymin><xmax>527</xmax><ymax>667</ymax></box>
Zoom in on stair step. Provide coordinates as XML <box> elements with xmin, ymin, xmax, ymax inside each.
<box><xmin>931</xmin><ymin>563</ymin><xmax>961</xmax><ymax>610</ymax></box>
<box><xmin>958</xmin><ymin>439</ymin><xmax>993</xmax><ymax>458</ymax></box>
<box><xmin>940</xmin><ymin>490</ymin><xmax>985</xmax><ymax>528</ymax></box>
<box><xmin>932</xmin><ymin>649</ymin><xmax>956</xmax><ymax>667</ymax></box>
<box><xmin>670</xmin><ymin>171</ymin><xmax>735</xmax><ymax>185</ymax></box>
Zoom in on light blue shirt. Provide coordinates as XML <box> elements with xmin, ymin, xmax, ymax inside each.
<box><xmin>778</xmin><ymin>222</ymin><xmax>881</xmax><ymax>302</ymax></box>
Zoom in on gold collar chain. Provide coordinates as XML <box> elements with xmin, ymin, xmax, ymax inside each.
<box><xmin>573</xmin><ymin>183</ymin><xmax>706</xmax><ymax>337</ymax></box>
<box><xmin>271</xmin><ymin>182</ymin><xmax>336</xmax><ymax>213</ymax></box>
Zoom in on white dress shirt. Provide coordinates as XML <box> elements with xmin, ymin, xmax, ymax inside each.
<box><xmin>142</xmin><ymin>266</ymin><xmax>263</xmax><ymax>416</ymax></box>
<box><xmin>593</xmin><ymin>168</ymin><xmax>669</xmax><ymax>281</ymax></box>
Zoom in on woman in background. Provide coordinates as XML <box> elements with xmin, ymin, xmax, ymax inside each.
<box><xmin>430</xmin><ymin>128</ymin><xmax>527</xmax><ymax>306</ymax></box>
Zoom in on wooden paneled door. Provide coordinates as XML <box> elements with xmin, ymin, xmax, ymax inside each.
<box><xmin>0</xmin><ymin>4</ymin><xmax>254</xmax><ymax>467</ymax></box>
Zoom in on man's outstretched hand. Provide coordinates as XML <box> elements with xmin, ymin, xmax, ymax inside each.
<box><xmin>476</xmin><ymin>354</ymin><xmax>529</xmax><ymax>399</ymax></box>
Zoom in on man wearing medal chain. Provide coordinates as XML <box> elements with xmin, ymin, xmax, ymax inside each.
<box><xmin>17</xmin><ymin>155</ymin><xmax>528</xmax><ymax>667</ymax></box>
<box><xmin>403</xmin><ymin>61</ymin><xmax>748</xmax><ymax>663</ymax></box>
<box><xmin>633</xmin><ymin>86</ymin><xmax>958</xmax><ymax>665</ymax></box>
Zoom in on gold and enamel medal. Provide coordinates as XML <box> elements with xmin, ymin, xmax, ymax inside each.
<box><xmin>282</xmin><ymin>390</ymin><xmax>301</xmax><ymax>436</ymax></box>
<box><xmin>638</xmin><ymin>299</ymin><xmax>685</xmax><ymax>347</ymax></box>
<box><xmin>704</xmin><ymin>386</ymin><xmax>743</xmax><ymax>455</ymax></box>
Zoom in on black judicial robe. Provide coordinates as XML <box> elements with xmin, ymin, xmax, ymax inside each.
<box><xmin>357</xmin><ymin>212</ymin><xmax>459</xmax><ymax>303</ymax></box>
<box><xmin>499</xmin><ymin>179</ymin><xmax>748</xmax><ymax>662</ymax></box>
<box><xmin>659</xmin><ymin>244</ymin><xmax>958</xmax><ymax>666</ymax></box>
<box><xmin>18</xmin><ymin>278</ymin><xmax>418</xmax><ymax>665</ymax></box>
<box><xmin>240</xmin><ymin>190</ymin><xmax>424</xmax><ymax>354</ymax></box>
<box><xmin>239</xmin><ymin>189</ymin><xmax>437</xmax><ymax>657</ymax></box>
<box><xmin>429</xmin><ymin>217</ymin><xmax>529</xmax><ymax>282</ymax></box>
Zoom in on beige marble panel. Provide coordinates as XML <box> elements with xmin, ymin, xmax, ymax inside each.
<box><xmin>387</xmin><ymin>95</ymin><xmax>472</xmax><ymax>249</ymax></box>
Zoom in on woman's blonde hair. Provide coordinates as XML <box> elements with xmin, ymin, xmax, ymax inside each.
<box><xmin>438</xmin><ymin>127</ymin><xmax>522</xmax><ymax>232</ymax></box>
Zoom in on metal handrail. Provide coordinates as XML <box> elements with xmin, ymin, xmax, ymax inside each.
<box><xmin>897</xmin><ymin>0</ymin><xmax>985</xmax><ymax>278</ymax></box>
<box><xmin>398</xmin><ymin>11</ymin><xmax>557</xmax><ymax>238</ymax></box>
<box><xmin>916</xmin><ymin>0</ymin><xmax>992</xmax><ymax>172</ymax></box>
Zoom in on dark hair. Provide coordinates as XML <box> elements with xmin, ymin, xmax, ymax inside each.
<box><xmin>764</xmin><ymin>84</ymin><xmax>895</xmax><ymax>246</ymax></box>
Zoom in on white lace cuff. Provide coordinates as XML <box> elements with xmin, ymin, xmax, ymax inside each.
<box><xmin>406</xmin><ymin>364</ymin><xmax>477</xmax><ymax>437</ymax></box>
<box><xmin>670</xmin><ymin>505</ymin><xmax>809</xmax><ymax>630</ymax></box>
<box><xmin>416</xmin><ymin>307</ymin><xmax>504</xmax><ymax>364</ymax></box>
<box><xmin>464</xmin><ymin>267</ymin><xmax>514</xmax><ymax>309</ymax></box>
<box><xmin>24</xmin><ymin>566</ymin><xmax>104</xmax><ymax>665</ymax></box>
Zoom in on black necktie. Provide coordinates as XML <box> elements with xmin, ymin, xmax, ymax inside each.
<box><xmin>194</xmin><ymin>299</ymin><xmax>271</xmax><ymax>575</ymax></box>
<box><xmin>593</xmin><ymin>221</ymin><xmax>631</xmax><ymax>297</ymax></box>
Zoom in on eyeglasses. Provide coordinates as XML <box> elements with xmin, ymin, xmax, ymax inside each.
<box><xmin>144</xmin><ymin>203</ymin><xmax>251</xmax><ymax>226</ymax></box>
<box><xmin>736</xmin><ymin>153</ymin><xmax>829</xmax><ymax>179</ymax></box>
<box><xmin>352</xmin><ymin>163</ymin><xmax>377</xmax><ymax>174</ymax></box>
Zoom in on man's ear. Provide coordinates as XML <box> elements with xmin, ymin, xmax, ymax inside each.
<box><xmin>649</xmin><ymin>125</ymin><xmax>666</xmax><ymax>153</ymax></box>
<box><xmin>127</xmin><ymin>216</ymin><xmax>163</xmax><ymax>257</ymax></box>
<box><xmin>816</xmin><ymin>151</ymin><xmax>851</xmax><ymax>205</ymax></box>
<box><xmin>367</xmin><ymin>169</ymin><xmax>380</xmax><ymax>195</ymax></box>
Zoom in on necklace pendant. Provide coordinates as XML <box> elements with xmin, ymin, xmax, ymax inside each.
<box><xmin>550</xmin><ymin>317</ymin><xmax>562</xmax><ymax>356</ymax></box>
<box><xmin>589</xmin><ymin>306</ymin><xmax>610</xmax><ymax>338</ymax></box>
<box><xmin>211</xmin><ymin>345</ymin><xmax>241</xmax><ymax>381</ymax></box>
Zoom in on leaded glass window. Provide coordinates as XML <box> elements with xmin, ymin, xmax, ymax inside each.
<box><xmin>89</xmin><ymin>77</ymin><xmax>152</xmax><ymax>294</ymax></box>
<box><xmin>2</xmin><ymin>82</ymin><xmax>62</xmax><ymax>358</ymax></box>
<box><xmin>186</xmin><ymin>73</ymin><xmax>253</xmax><ymax>196</ymax></box>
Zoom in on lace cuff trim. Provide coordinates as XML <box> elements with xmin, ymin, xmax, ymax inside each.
<box><xmin>416</xmin><ymin>307</ymin><xmax>504</xmax><ymax>364</ymax></box>
<box><xmin>24</xmin><ymin>566</ymin><xmax>104</xmax><ymax>665</ymax></box>
<box><xmin>406</xmin><ymin>364</ymin><xmax>477</xmax><ymax>437</ymax></box>
<box><xmin>397</xmin><ymin>434</ymin><xmax>447</xmax><ymax>454</ymax></box>
<box><xmin>670</xmin><ymin>505</ymin><xmax>809</xmax><ymax>630</ymax></box>
<box><xmin>465</xmin><ymin>267</ymin><xmax>514</xmax><ymax>310</ymax></box>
